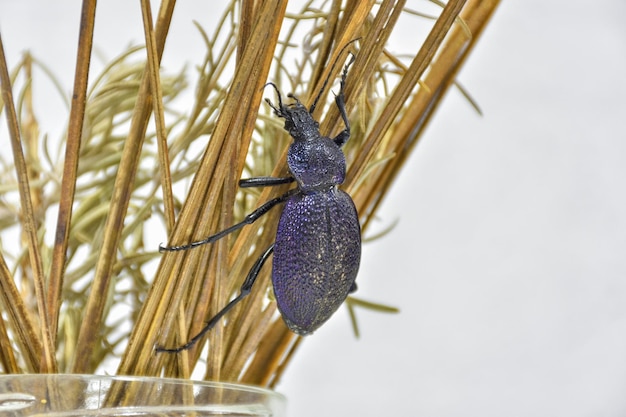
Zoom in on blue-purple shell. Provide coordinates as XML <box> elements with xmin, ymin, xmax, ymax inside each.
<box><xmin>272</xmin><ymin>129</ymin><xmax>361</xmax><ymax>335</ymax></box>
<box><xmin>272</xmin><ymin>189</ymin><xmax>361</xmax><ymax>334</ymax></box>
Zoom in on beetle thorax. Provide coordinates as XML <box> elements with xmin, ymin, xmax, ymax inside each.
<box><xmin>287</xmin><ymin>138</ymin><xmax>346</xmax><ymax>192</ymax></box>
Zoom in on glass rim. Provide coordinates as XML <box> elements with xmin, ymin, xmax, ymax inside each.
<box><xmin>0</xmin><ymin>373</ymin><xmax>285</xmax><ymax>400</ymax></box>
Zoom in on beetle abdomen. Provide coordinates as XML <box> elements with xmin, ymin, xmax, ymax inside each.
<box><xmin>272</xmin><ymin>189</ymin><xmax>361</xmax><ymax>335</ymax></box>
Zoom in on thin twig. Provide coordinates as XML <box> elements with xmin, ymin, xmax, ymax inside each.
<box><xmin>0</xmin><ymin>31</ymin><xmax>56</xmax><ymax>372</ymax></box>
<box><xmin>47</xmin><ymin>0</ymin><xmax>97</xmax><ymax>347</ymax></box>
<box><xmin>140</xmin><ymin>0</ymin><xmax>175</xmax><ymax>232</ymax></box>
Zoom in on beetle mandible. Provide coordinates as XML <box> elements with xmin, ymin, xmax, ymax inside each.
<box><xmin>156</xmin><ymin>47</ymin><xmax>360</xmax><ymax>353</ymax></box>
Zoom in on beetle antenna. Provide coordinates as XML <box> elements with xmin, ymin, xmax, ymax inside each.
<box><xmin>287</xmin><ymin>93</ymin><xmax>302</xmax><ymax>105</ymax></box>
<box><xmin>263</xmin><ymin>82</ymin><xmax>285</xmax><ymax>115</ymax></box>
<box><xmin>309</xmin><ymin>38</ymin><xmax>360</xmax><ymax>114</ymax></box>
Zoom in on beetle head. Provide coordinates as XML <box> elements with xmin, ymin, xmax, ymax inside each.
<box><xmin>264</xmin><ymin>83</ymin><xmax>320</xmax><ymax>141</ymax></box>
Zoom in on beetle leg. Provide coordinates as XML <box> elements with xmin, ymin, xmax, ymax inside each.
<box><xmin>156</xmin><ymin>244</ymin><xmax>275</xmax><ymax>353</ymax></box>
<box><xmin>239</xmin><ymin>176</ymin><xmax>295</xmax><ymax>188</ymax></box>
<box><xmin>332</xmin><ymin>94</ymin><xmax>350</xmax><ymax>147</ymax></box>
<box><xmin>332</xmin><ymin>53</ymin><xmax>356</xmax><ymax>147</ymax></box>
<box><xmin>159</xmin><ymin>189</ymin><xmax>296</xmax><ymax>252</ymax></box>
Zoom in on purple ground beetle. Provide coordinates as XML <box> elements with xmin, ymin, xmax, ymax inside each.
<box><xmin>156</xmin><ymin>48</ymin><xmax>360</xmax><ymax>353</ymax></box>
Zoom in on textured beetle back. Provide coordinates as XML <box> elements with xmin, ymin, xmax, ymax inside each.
<box><xmin>272</xmin><ymin>189</ymin><xmax>361</xmax><ymax>335</ymax></box>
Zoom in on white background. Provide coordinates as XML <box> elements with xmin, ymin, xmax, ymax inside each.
<box><xmin>1</xmin><ymin>1</ymin><xmax>626</xmax><ymax>416</ymax></box>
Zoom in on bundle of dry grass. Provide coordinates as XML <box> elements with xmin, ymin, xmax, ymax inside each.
<box><xmin>0</xmin><ymin>0</ymin><xmax>499</xmax><ymax>387</ymax></box>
